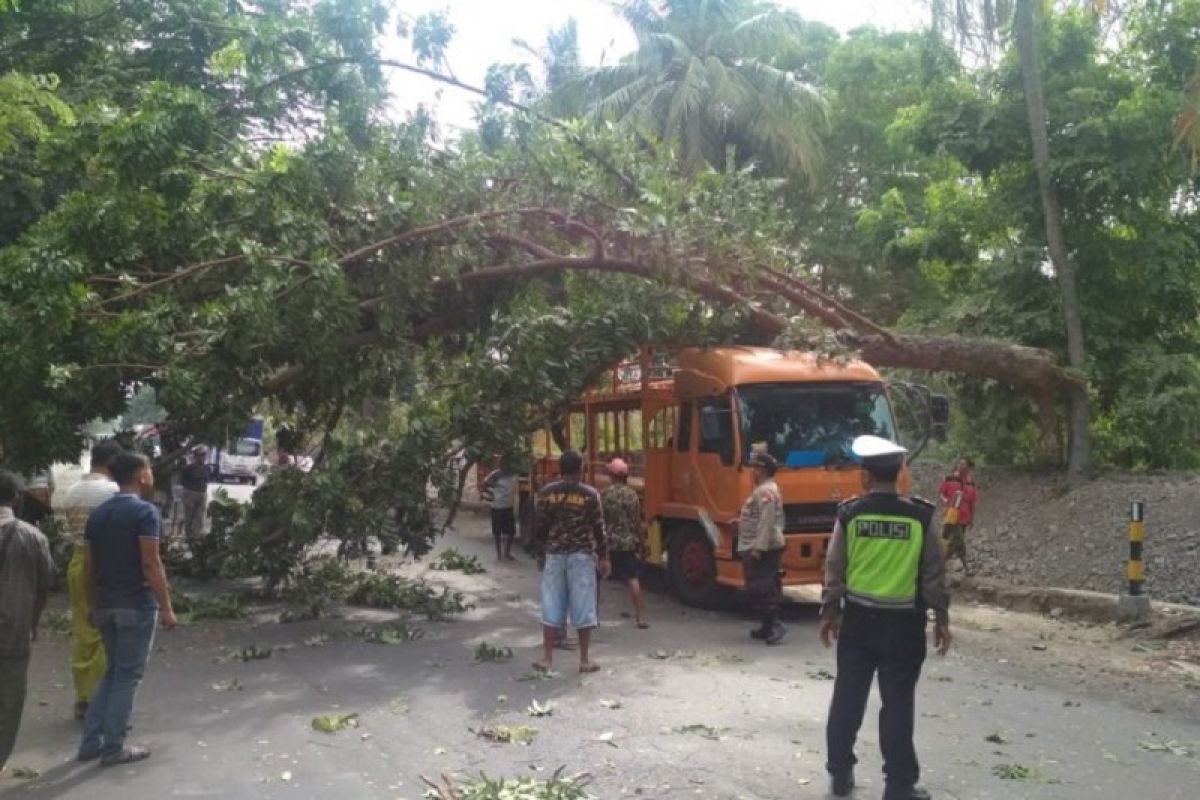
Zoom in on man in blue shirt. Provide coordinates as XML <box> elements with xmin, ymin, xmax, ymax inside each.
<box><xmin>78</xmin><ymin>452</ymin><xmax>177</xmax><ymax>767</ymax></box>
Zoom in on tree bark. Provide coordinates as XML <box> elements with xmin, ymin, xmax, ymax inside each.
<box><xmin>1015</xmin><ymin>0</ymin><xmax>1091</xmax><ymax>480</ymax></box>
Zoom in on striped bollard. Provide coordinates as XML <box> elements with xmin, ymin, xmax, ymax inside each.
<box><xmin>1117</xmin><ymin>501</ymin><xmax>1151</xmax><ymax>622</ymax></box>
<box><xmin>1127</xmin><ymin>502</ymin><xmax>1144</xmax><ymax>596</ymax></box>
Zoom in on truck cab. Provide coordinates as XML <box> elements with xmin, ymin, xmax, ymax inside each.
<box><xmin>521</xmin><ymin>347</ymin><xmax>946</xmax><ymax>608</ymax></box>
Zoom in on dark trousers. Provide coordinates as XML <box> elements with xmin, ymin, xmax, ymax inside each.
<box><xmin>490</xmin><ymin>508</ymin><xmax>516</xmax><ymax>541</ymax></box>
<box><xmin>741</xmin><ymin>547</ymin><xmax>783</xmax><ymax>630</ymax></box>
<box><xmin>0</xmin><ymin>654</ymin><xmax>31</xmax><ymax>770</ymax></box>
<box><xmin>825</xmin><ymin>604</ymin><xmax>927</xmax><ymax>789</ymax></box>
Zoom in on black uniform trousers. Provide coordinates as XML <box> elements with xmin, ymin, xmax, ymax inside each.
<box><xmin>825</xmin><ymin>602</ymin><xmax>927</xmax><ymax>789</ymax></box>
<box><xmin>741</xmin><ymin>546</ymin><xmax>783</xmax><ymax>630</ymax></box>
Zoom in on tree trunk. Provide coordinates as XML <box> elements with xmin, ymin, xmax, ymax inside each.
<box><xmin>1015</xmin><ymin>0</ymin><xmax>1090</xmax><ymax>481</ymax></box>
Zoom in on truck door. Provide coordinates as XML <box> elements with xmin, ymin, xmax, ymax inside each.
<box><xmin>669</xmin><ymin>400</ymin><xmax>695</xmax><ymax>506</ymax></box>
<box><xmin>695</xmin><ymin>395</ymin><xmax>739</xmax><ymax>558</ymax></box>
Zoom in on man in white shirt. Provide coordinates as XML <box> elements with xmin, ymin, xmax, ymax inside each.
<box><xmin>59</xmin><ymin>440</ymin><xmax>122</xmax><ymax>720</ymax></box>
<box><xmin>482</xmin><ymin>460</ymin><xmax>518</xmax><ymax>561</ymax></box>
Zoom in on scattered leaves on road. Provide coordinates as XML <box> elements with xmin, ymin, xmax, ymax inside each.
<box><xmin>518</xmin><ymin>667</ymin><xmax>560</xmax><ymax>681</ymax></box>
<box><xmin>672</xmin><ymin>724</ymin><xmax>728</xmax><ymax>741</ymax></box>
<box><xmin>593</xmin><ymin>731</ymin><xmax>618</xmax><ymax>747</ymax></box>
<box><xmin>311</xmin><ymin>713</ymin><xmax>359</xmax><ymax>733</ymax></box>
<box><xmin>359</xmin><ymin>623</ymin><xmax>424</xmax><ymax>644</ymax></box>
<box><xmin>475</xmin><ymin>642</ymin><xmax>515</xmax><ymax>663</ymax></box>
<box><xmin>43</xmin><ymin>610</ymin><xmax>72</xmax><ymax>636</ymax></box>
<box><xmin>423</xmin><ymin>769</ymin><xmax>593</xmax><ymax>799</ymax></box>
<box><xmin>303</xmin><ymin>634</ymin><xmax>331</xmax><ymax>647</ymax></box>
<box><xmin>431</xmin><ymin>547</ymin><xmax>488</xmax><ymax>575</ymax></box>
<box><xmin>806</xmin><ymin>669</ymin><xmax>835</xmax><ymax>680</ymax></box>
<box><xmin>1138</xmin><ymin>739</ymin><xmax>1194</xmax><ymax>757</ymax></box>
<box><xmin>220</xmin><ymin>644</ymin><xmax>273</xmax><ymax>663</ymax></box>
<box><xmin>599</xmin><ymin>699</ymin><xmax>623</xmax><ymax>710</ymax></box>
<box><xmin>476</xmin><ymin>725</ymin><xmax>538</xmax><ymax>745</ymax></box>
<box><xmin>10</xmin><ymin>767</ymin><xmax>39</xmax><ymax>780</ymax></box>
<box><xmin>985</xmin><ymin>732</ymin><xmax>1010</xmax><ymax>745</ymax></box>
<box><xmin>992</xmin><ymin>763</ymin><xmax>1036</xmax><ymax>780</ymax></box>
<box><xmin>211</xmin><ymin>678</ymin><xmax>243</xmax><ymax>692</ymax></box>
<box><xmin>647</xmin><ymin>649</ymin><xmax>696</xmax><ymax>660</ymax></box>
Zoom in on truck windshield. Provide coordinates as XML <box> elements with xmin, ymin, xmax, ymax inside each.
<box><xmin>736</xmin><ymin>383</ymin><xmax>897</xmax><ymax>468</ymax></box>
<box><xmin>232</xmin><ymin>438</ymin><xmax>262</xmax><ymax>457</ymax></box>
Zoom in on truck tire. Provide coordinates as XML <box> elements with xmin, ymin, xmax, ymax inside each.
<box><xmin>667</xmin><ymin>526</ymin><xmax>725</xmax><ymax>609</ymax></box>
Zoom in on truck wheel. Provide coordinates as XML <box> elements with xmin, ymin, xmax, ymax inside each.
<box><xmin>667</xmin><ymin>527</ymin><xmax>724</xmax><ymax>609</ymax></box>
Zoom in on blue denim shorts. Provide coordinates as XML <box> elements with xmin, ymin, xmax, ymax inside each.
<box><xmin>541</xmin><ymin>552</ymin><xmax>598</xmax><ymax>629</ymax></box>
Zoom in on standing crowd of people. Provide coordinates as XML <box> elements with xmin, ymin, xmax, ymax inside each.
<box><xmin>527</xmin><ymin>438</ymin><xmax>963</xmax><ymax>800</ymax></box>
<box><xmin>1</xmin><ymin>441</ymin><xmax>177</xmax><ymax>774</ymax></box>
<box><xmin>4</xmin><ymin>435</ymin><xmax>973</xmax><ymax>799</ymax></box>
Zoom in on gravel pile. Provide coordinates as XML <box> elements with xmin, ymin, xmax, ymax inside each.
<box><xmin>911</xmin><ymin>464</ymin><xmax>1200</xmax><ymax>607</ymax></box>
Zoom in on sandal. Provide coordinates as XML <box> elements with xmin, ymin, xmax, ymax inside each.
<box><xmin>100</xmin><ymin>746</ymin><xmax>151</xmax><ymax>767</ymax></box>
<box><xmin>637</xmin><ymin>622</ymin><xmax>650</xmax><ymax>629</ymax></box>
<box><xmin>532</xmin><ymin>661</ymin><xmax>552</xmax><ymax>672</ymax></box>
<box><xmin>579</xmin><ymin>662</ymin><xmax>601</xmax><ymax>674</ymax></box>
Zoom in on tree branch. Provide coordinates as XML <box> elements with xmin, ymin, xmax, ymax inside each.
<box><xmin>94</xmin><ymin>254</ymin><xmax>311</xmax><ymax>309</ymax></box>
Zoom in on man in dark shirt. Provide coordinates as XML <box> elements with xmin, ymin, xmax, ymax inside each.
<box><xmin>177</xmin><ymin>446</ymin><xmax>209</xmax><ymax>540</ymax></box>
<box><xmin>0</xmin><ymin>471</ymin><xmax>52</xmax><ymax>772</ymax></box>
<box><xmin>78</xmin><ymin>452</ymin><xmax>177</xmax><ymax>767</ymax></box>
<box><xmin>533</xmin><ymin>449</ymin><xmax>609</xmax><ymax>674</ymax></box>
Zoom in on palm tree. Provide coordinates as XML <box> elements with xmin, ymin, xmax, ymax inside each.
<box><xmin>560</xmin><ymin>0</ymin><xmax>828</xmax><ymax>177</ymax></box>
<box><xmin>937</xmin><ymin>0</ymin><xmax>1094</xmax><ymax>479</ymax></box>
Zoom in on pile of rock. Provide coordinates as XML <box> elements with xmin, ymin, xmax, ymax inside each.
<box><xmin>911</xmin><ymin>464</ymin><xmax>1200</xmax><ymax>607</ymax></box>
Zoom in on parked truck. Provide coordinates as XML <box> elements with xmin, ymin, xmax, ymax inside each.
<box><xmin>207</xmin><ymin>418</ymin><xmax>265</xmax><ymax>485</ymax></box>
<box><xmin>518</xmin><ymin>346</ymin><xmax>947</xmax><ymax>607</ymax></box>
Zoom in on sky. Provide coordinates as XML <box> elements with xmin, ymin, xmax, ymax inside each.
<box><xmin>385</xmin><ymin>0</ymin><xmax>926</xmax><ymax>133</ymax></box>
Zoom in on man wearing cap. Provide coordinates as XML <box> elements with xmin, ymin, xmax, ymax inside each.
<box><xmin>177</xmin><ymin>446</ymin><xmax>209</xmax><ymax>541</ymax></box>
<box><xmin>820</xmin><ymin>435</ymin><xmax>951</xmax><ymax>800</ymax></box>
<box><xmin>601</xmin><ymin>458</ymin><xmax>649</xmax><ymax>629</ymax></box>
<box><xmin>738</xmin><ymin>451</ymin><xmax>786</xmax><ymax>645</ymax></box>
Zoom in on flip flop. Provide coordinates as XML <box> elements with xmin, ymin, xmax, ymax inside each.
<box><xmin>579</xmin><ymin>663</ymin><xmax>601</xmax><ymax>674</ymax></box>
<box><xmin>100</xmin><ymin>746</ymin><xmax>151</xmax><ymax>767</ymax></box>
<box><xmin>532</xmin><ymin>661</ymin><xmax>552</xmax><ymax>672</ymax></box>
<box><xmin>637</xmin><ymin>622</ymin><xmax>650</xmax><ymax>629</ymax></box>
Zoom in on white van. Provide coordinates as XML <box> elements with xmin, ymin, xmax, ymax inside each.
<box><xmin>210</xmin><ymin>437</ymin><xmax>264</xmax><ymax>484</ymax></box>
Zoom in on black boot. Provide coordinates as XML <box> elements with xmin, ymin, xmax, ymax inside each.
<box><xmin>749</xmin><ymin>624</ymin><xmax>769</xmax><ymax>640</ymax></box>
<box><xmin>765</xmin><ymin>621</ymin><xmax>787</xmax><ymax>645</ymax></box>
<box><xmin>882</xmin><ymin>785</ymin><xmax>931</xmax><ymax>800</ymax></box>
<box><xmin>830</xmin><ymin>768</ymin><xmax>855</xmax><ymax>797</ymax></box>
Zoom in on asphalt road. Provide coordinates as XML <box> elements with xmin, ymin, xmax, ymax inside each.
<box><xmin>4</xmin><ymin>514</ymin><xmax>1198</xmax><ymax>799</ymax></box>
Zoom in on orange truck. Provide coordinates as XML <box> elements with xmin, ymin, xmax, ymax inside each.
<box><xmin>518</xmin><ymin>346</ymin><xmax>947</xmax><ymax>607</ymax></box>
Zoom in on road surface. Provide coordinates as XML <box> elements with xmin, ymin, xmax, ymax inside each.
<box><xmin>4</xmin><ymin>513</ymin><xmax>1197</xmax><ymax>799</ymax></box>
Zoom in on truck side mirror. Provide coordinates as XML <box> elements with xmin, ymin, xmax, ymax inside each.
<box><xmin>929</xmin><ymin>394</ymin><xmax>950</xmax><ymax>442</ymax></box>
<box><xmin>930</xmin><ymin>394</ymin><xmax>950</xmax><ymax>426</ymax></box>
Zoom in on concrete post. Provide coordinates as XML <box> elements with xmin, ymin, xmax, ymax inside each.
<box><xmin>1117</xmin><ymin>501</ymin><xmax>1151</xmax><ymax>622</ymax></box>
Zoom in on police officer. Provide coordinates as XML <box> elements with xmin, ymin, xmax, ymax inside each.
<box><xmin>738</xmin><ymin>451</ymin><xmax>786</xmax><ymax>645</ymax></box>
<box><xmin>819</xmin><ymin>435</ymin><xmax>951</xmax><ymax>800</ymax></box>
